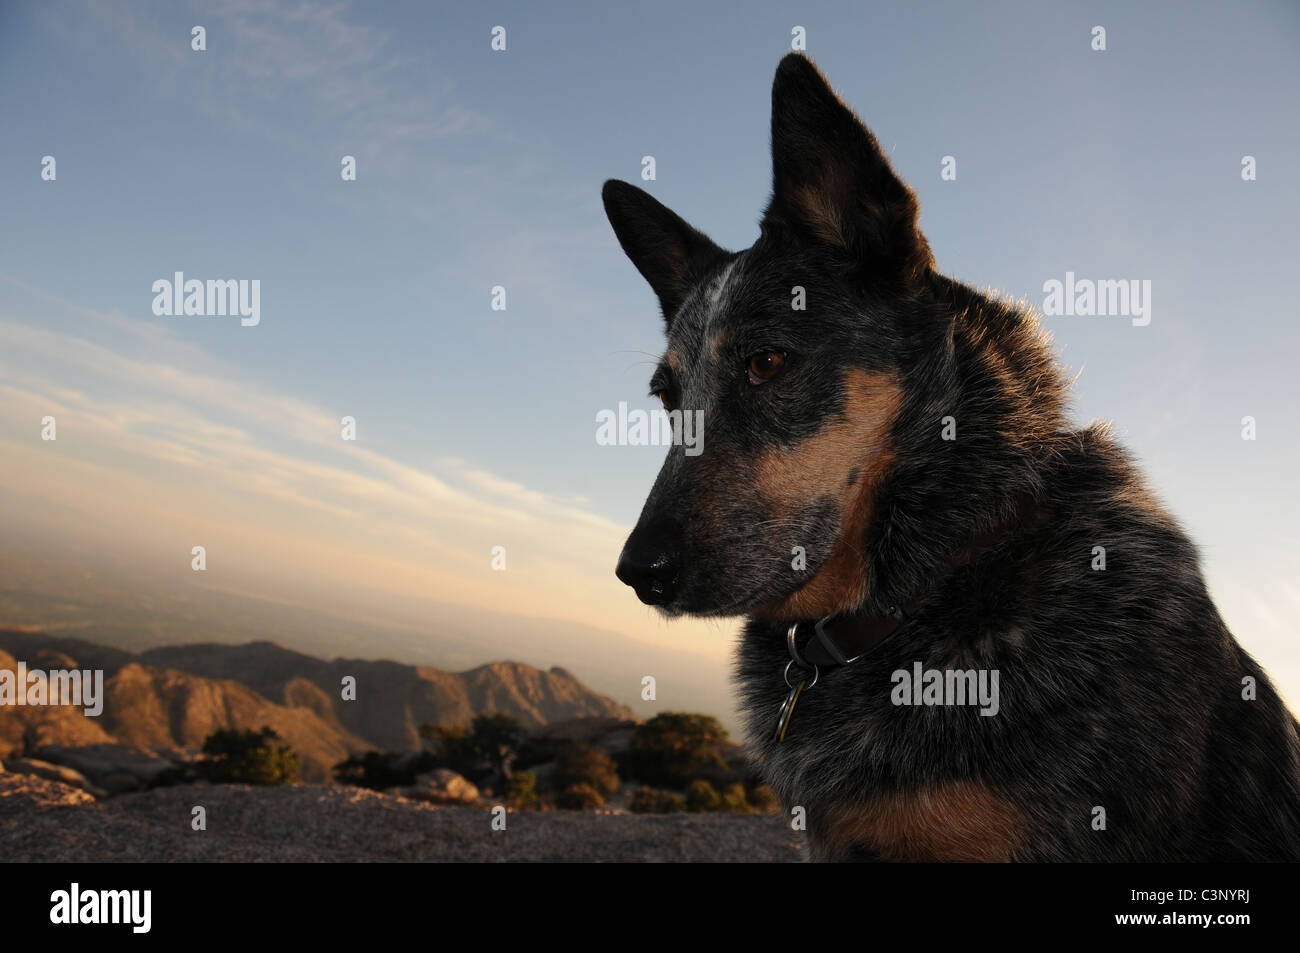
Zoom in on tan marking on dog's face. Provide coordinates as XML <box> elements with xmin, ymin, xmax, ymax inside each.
<box><xmin>754</xmin><ymin>369</ymin><xmax>902</xmax><ymax>619</ymax></box>
<box><xmin>817</xmin><ymin>781</ymin><xmax>1026</xmax><ymax>862</ymax></box>
<box><xmin>666</xmin><ymin>349</ymin><xmax>682</xmax><ymax>374</ymax></box>
<box><xmin>709</xmin><ymin>329</ymin><xmax>728</xmax><ymax>363</ymax></box>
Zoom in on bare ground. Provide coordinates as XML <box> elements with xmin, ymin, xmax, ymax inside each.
<box><xmin>0</xmin><ymin>774</ymin><xmax>805</xmax><ymax>862</ymax></box>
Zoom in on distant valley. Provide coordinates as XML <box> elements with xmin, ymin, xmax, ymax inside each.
<box><xmin>0</xmin><ymin>530</ymin><xmax>741</xmax><ymax>735</ymax></box>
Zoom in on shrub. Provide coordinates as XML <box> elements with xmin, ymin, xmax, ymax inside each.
<box><xmin>685</xmin><ymin>779</ymin><xmax>722</xmax><ymax>812</ymax></box>
<box><xmin>555</xmin><ymin>743</ymin><xmax>620</xmax><ymax>796</ymax></box>
<box><xmin>747</xmin><ymin>783</ymin><xmax>779</xmax><ymax>814</ymax></box>
<box><xmin>506</xmin><ymin>771</ymin><xmax>539</xmax><ymax>808</ymax></box>
<box><xmin>469</xmin><ymin>713</ymin><xmax>526</xmax><ymax>781</ymax></box>
<box><xmin>628</xmin><ymin>786</ymin><xmax>659</xmax><ymax>813</ymax></box>
<box><xmin>719</xmin><ymin>782</ymin><xmax>753</xmax><ymax>813</ymax></box>
<box><xmin>628</xmin><ymin>786</ymin><xmax>687</xmax><ymax>814</ymax></box>
<box><xmin>621</xmin><ymin>712</ymin><xmax>732</xmax><ymax>788</ymax></box>
<box><xmin>199</xmin><ymin>726</ymin><xmax>299</xmax><ymax>786</ymax></box>
<box><xmin>333</xmin><ymin>750</ymin><xmax>438</xmax><ymax>790</ymax></box>
<box><xmin>420</xmin><ymin>713</ymin><xmax>526</xmax><ymax>784</ymax></box>
<box><xmin>514</xmin><ymin>735</ymin><xmax>567</xmax><ymax>770</ymax></box>
<box><xmin>657</xmin><ymin>790</ymin><xmax>686</xmax><ymax>812</ymax></box>
<box><xmin>418</xmin><ymin>723</ymin><xmax>482</xmax><ymax>777</ymax></box>
<box><xmin>558</xmin><ymin>782</ymin><xmax>604</xmax><ymax>810</ymax></box>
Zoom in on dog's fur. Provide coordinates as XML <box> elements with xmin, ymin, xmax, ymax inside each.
<box><xmin>602</xmin><ymin>53</ymin><xmax>1300</xmax><ymax>861</ymax></box>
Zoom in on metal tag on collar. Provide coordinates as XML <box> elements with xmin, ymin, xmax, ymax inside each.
<box><xmin>773</xmin><ymin>658</ymin><xmax>818</xmax><ymax>743</ymax></box>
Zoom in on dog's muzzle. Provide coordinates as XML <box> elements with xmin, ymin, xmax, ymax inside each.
<box><xmin>615</xmin><ymin>519</ymin><xmax>682</xmax><ymax>606</ymax></box>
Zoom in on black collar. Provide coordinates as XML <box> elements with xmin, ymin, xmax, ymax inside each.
<box><xmin>792</xmin><ymin>608</ymin><xmax>908</xmax><ymax>668</ymax></box>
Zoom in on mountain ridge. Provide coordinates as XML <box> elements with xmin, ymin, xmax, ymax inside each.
<box><xmin>0</xmin><ymin>628</ymin><xmax>635</xmax><ymax>781</ymax></box>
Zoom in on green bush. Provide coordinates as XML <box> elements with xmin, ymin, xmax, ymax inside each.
<box><xmin>514</xmin><ymin>735</ymin><xmax>567</xmax><ymax>771</ymax></box>
<box><xmin>719</xmin><ymin>782</ymin><xmax>753</xmax><ymax>813</ymax></box>
<box><xmin>420</xmin><ymin>713</ymin><xmax>526</xmax><ymax>784</ymax></box>
<box><xmin>628</xmin><ymin>786</ymin><xmax>687</xmax><ymax>813</ymax></box>
<box><xmin>747</xmin><ymin>783</ymin><xmax>779</xmax><ymax>814</ymax></box>
<box><xmin>469</xmin><ymin>713</ymin><xmax>526</xmax><ymax>779</ymax></box>
<box><xmin>506</xmin><ymin>771</ymin><xmax>539</xmax><ymax>808</ymax></box>
<box><xmin>418</xmin><ymin>723</ymin><xmax>482</xmax><ymax>776</ymax></box>
<box><xmin>621</xmin><ymin>712</ymin><xmax>732</xmax><ymax>788</ymax></box>
<box><xmin>558</xmin><ymin>782</ymin><xmax>604</xmax><ymax>810</ymax></box>
<box><xmin>333</xmin><ymin>750</ymin><xmax>438</xmax><ymax>790</ymax></box>
<box><xmin>199</xmin><ymin>726</ymin><xmax>299</xmax><ymax>786</ymax></box>
<box><xmin>685</xmin><ymin>779</ymin><xmax>722</xmax><ymax>812</ymax></box>
<box><xmin>555</xmin><ymin>743</ymin><xmax>620</xmax><ymax>796</ymax></box>
<box><xmin>628</xmin><ymin>786</ymin><xmax>659</xmax><ymax>813</ymax></box>
<box><xmin>659</xmin><ymin>790</ymin><xmax>686</xmax><ymax>812</ymax></box>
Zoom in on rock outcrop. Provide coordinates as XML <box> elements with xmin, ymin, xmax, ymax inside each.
<box><xmin>32</xmin><ymin>744</ymin><xmax>180</xmax><ymax>795</ymax></box>
<box><xmin>4</xmin><ymin>757</ymin><xmax>106</xmax><ymax>798</ymax></box>
<box><xmin>397</xmin><ymin>768</ymin><xmax>481</xmax><ymax>805</ymax></box>
<box><xmin>0</xmin><ymin>772</ymin><xmax>96</xmax><ymax>809</ymax></box>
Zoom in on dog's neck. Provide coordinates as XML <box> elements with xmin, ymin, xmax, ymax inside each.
<box><xmin>856</xmin><ymin>276</ymin><xmax>1068</xmax><ymax>617</ymax></box>
<box><xmin>788</xmin><ymin>494</ymin><xmax>1038</xmax><ymax>668</ymax></box>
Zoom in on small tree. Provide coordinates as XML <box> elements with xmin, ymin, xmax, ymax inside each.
<box><xmin>558</xmin><ymin>782</ymin><xmax>604</xmax><ymax>810</ymax></box>
<box><xmin>629</xmin><ymin>786</ymin><xmax>660</xmax><ymax>813</ymax></box>
<box><xmin>622</xmin><ymin>712</ymin><xmax>732</xmax><ymax>788</ymax></box>
<box><xmin>657</xmin><ymin>789</ymin><xmax>686</xmax><ymax>813</ymax></box>
<box><xmin>420</xmin><ymin>713</ymin><xmax>526</xmax><ymax>788</ymax></box>
<box><xmin>685</xmin><ymin>779</ymin><xmax>722</xmax><ymax>812</ymax></box>
<box><xmin>506</xmin><ymin>771</ymin><xmax>539</xmax><ymax>809</ymax></box>
<box><xmin>333</xmin><ymin>750</ymin><xmax>438</xmax><ymax>790</ymax></box>
<box><xmin>555</xmin><ymin>743</ymin><xmax>620</xmax><ymax>796</ymax></box>
<box><xmin>747</xmin><ymin>783</ymin><xmax>779</xmax><ymax>814</ymax></box>
<box><xmin>200</xmin><ymin>726</ymin><xmax>299</xmax><ymax>786</ymax></box>
<box><xmin>470</xmin><ymin>713</ymin><xmax>526</xmax><ymax>784</ymax></box>
<box><xmin>419</xmin><ymin>723</ymin><xmax>481</xmax><ymax>776</ymax></box>
<box><xmin>719</xmin><ymin>782</ymin><xmax>753</xmax><ymax>813</ymax></box>
<box><xmin>629</xmin><ymin>786</ymin><xmax>687</xmax><ymax>813</ymax></box>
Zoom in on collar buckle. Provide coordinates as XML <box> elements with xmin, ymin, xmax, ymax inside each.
<box><xmin>813</xmin><ymin>615</ymin><xmax>864</xmax><ymax>666</ymax></box>
<box><xmin>788</xmin><ymin>614</ymin><xmax>868</xmax><ymax>667</ymax></box>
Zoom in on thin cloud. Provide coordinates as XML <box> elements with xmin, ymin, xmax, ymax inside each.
<box><xmin>0</xmin><ymin>301</ymin><xmax>724</xmax><ymax>656</ymax></box>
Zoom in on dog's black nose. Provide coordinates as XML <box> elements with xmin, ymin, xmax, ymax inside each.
<box><xmin>616</xmin><ymin>521</ymin><xmax>681</xmax><ymax>605</ymax></box>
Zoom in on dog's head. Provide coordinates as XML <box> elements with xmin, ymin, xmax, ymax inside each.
<box><xmin>604</xmin><ymin>54</ymin><xmax>934</xmax><ymax>620</ymax></box>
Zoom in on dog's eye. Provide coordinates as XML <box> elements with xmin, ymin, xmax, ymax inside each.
<box><xmin>747</xmin><ymin>350</ymin><xmax>787</xmax><ymax>385</ymax></box>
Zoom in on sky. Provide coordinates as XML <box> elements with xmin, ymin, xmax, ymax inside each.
<box><xmin>1</xmin><ymin>0</ymin><xmax>1298</xmax><ymax>714</ymax></box>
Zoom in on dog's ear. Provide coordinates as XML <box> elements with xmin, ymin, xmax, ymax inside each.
<box><xmin>763</xmin><ymin>54</ymin><xmax>932</xmax><ymax>289</ymax></box>
<box><xmin>602</xmin><ymin>179</ymin><xmax>726</xmax><ymax>326</ymax></box>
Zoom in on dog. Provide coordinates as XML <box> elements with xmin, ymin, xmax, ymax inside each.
<box><xmin>602</xmin><ymin>53</ymin><xmax>1300</xmax><ymax>861</ymax></box>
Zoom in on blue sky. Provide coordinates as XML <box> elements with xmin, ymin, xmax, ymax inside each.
<box><xmin>1</xmin><ymin>0</ymin><xmax>1298</xmax><ymax>707</ymax></box>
